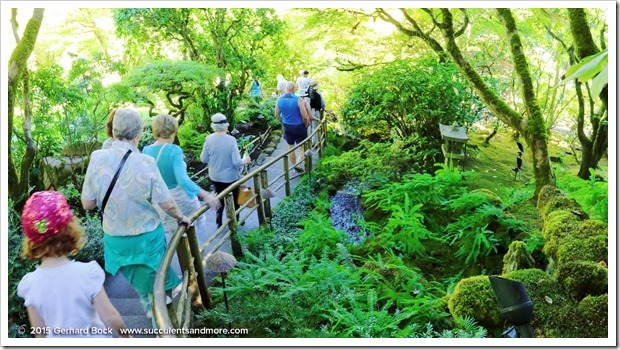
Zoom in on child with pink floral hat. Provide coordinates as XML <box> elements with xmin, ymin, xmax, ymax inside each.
<box><xmin>17</xmin><ymin>191</ymin><xmax>131</xmax><ymax>338</ymax></box>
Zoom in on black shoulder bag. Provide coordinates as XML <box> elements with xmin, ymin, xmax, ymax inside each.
<box><xmin>100</xmin><ymin>149</ymin><xmax>132</xmax><ymax>223</ymax></box>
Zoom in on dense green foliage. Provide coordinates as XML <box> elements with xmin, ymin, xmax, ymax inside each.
<box><xmin>555</xmin><ymin>167</ymin><xmax>608</xmax><ymax>222</ymax></box>
<box><xmin>340</xmin><ymin>58</ymin><xmax>482</xmax><ymax>172</ymax></box>
<box><xmin>114</xmin><ymin>8</ymin><xmax>284</xmax><ymax>117</ymax></box>
<box><xmin>6</xmin><ymin>6</ymin><xmax>610</xmax><ymax>341</ymax></box>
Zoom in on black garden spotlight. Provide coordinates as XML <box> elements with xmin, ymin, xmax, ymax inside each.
<box><xmin>488</xmin><ymin>276</ymin><xmax>535</xmax><ymax>338</ymax></box>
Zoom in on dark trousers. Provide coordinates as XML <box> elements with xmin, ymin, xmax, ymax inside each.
<box><xmin>213</xmin><ymin>181</ymin><xmax>241</xmax><ymax>227</ymax></box>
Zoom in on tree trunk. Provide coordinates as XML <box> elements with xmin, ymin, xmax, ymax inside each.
<box><xmin>568</xmin><ymin>8</ymin><xmax>608</xmax><ymax>179</ymax></box>
<box><xmin>8</xmin><ymin>8</ymin><xmax>44</xmax><ymax>202</ymax></box>
<box><xmin>497</xmin><ymin>8</ymin><xmax>555</xmax><ymax>195</ymax></box>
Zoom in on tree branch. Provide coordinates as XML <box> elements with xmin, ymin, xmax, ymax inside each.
<box><xmin>11</xmin><ymin>8</ymin><xmax>20</xmax><ymax>43</ymax></box>
<box><xmin>454</xmin><ymin>9</ymin><xmax>470</xmax><ymax>37</ymax></box>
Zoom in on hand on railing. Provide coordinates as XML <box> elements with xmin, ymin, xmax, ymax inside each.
<box><xmin>242</xmin><ymin>153</ymin><xmax>251</xmax><ymax>165</ymax></box>
<box><xmin>178</xmin><ymin>215</ymin><xmax>192</xmax><ymax>226</ymax></box>
<box><xmin>199</xmin><ymin>190</ymin><xmax>221</xmax><ymax>210</ymax></box>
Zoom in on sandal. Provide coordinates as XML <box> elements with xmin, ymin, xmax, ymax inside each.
<box><xmin>294</xmin><ymin>166</ymin><xmax>304</xmax><ymax>173</ymax></box>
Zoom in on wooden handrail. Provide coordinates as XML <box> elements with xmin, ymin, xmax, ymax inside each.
<box><xmin>153</xmin><ymin>117</ymin><xmax>328</xmax><ymax>334</ymax></box>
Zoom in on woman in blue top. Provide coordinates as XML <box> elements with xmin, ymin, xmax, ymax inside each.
<box><xmin>143</xmin><ymin>114</ymin><xmax>220</xmax><ymax>244</ymax></box>
<box><xmin>275</xmin><ymin>81</ymin><xmax>312</xmax><ymax>173</ymax></box>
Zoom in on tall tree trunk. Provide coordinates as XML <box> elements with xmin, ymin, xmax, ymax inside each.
<box><xmin>435</xmin><ymin>8</ymin><xmax>554</xmax><ymax>197</ymax></box>
<box><xmin>496</xmin><ymin>8</ymin><xmax>555</xmax><ymax>195</ymax></box>
<box><xmin>8</xmin><ymin>8</ymin><xmax>44</xmax><ymax>202</ymax></box>
<box><xmin>567</xmin><ymin>8</ymin><xmax>608</xmax><ymax>179</ymax></box>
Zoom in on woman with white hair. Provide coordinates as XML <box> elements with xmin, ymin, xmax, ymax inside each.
<box><xmin>143</xmin><ymin>114</ymin><xmax>220</xmax><ymax>244</ymax></box>
<box><xmin>81</xmin><ymin>109</ymin><xmax>187</xmax><ymax>326</ymax></box>
<box><xmin>200</xmin><ymin>113</ymin><xmax>251</xmax><ymax>228</ymax></box>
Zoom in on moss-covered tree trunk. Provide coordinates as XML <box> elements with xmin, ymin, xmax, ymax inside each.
<box><xmin>8</xmin><ymin>8</ymin><xmax>44</xmax><ymax>202</ymax></box>
<box><xmin>436</xmin><ymin>8</ymin><xmax>555</xmax><ymax>197</ymax></box>
<box><xmin>567</xmin><ymin>8</ymin><xmax>608</xmax><ymax>180</ymax></box>
<box><xmin>496</xmin><ymin>9</ymin><xmax>555</xmax><ymax>195</ymax></box>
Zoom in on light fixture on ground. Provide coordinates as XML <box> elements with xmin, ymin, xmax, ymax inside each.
<box><xmin>488</xmin><ymin>275</ymin><xmax>535</xmax><ymax>338</ymax></box>
<box><xmin>205</xmin><ymin>250</ymin><xmax>237</xmax><ymax>316</ymax></box>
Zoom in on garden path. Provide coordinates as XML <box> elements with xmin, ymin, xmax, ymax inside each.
<box><xmin>103</xmin><ymin>136</ymin><xmax>314</xmax><ymax>336</ymax></box>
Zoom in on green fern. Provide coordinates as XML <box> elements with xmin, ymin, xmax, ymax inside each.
<box><xmin>407</xmin><ymin>316</ymin><xmax>487</xmax><ymax>338</ymax></box>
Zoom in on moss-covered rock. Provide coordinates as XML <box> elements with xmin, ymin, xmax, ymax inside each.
<box><xmin>541</xmin><ymin>196</ymin><xmax>585</xmax><ymax>221</ymax></box>
<box><xmin>541</xmin><ymin>210</ymin><xmax>582</xmax><ymax>260</ymax></box>
<box><xmin>576</xmin><ymin>294</ymin><xmax>608</xmax><ymax>338</ymax></box>
<box><xmin>555</xmin><ymin>261</ymin><xmax>608</xmax><ymax>300</ymax></box>
<box><xmin>556</xmin><ymin>235</ymin><xmax>608</xmax><ymax>266</ymax></box>
<box><xmin>542</xmin><ymin>210</ymin><xmax>581</xmax><ymax>259</ymax></box>
<box><xmin>470</xmin><ymin>188</ymin><xmax>503</xmax><ymax>207</ymax></box>
<box><xmin>447</xmin><ymin>275</ymin><xmax>502</xmax><ymax>330</ymax></box>
<box><xmin>575</xmin><ymin>220</ymin><xmax>608</xmax><ymax>239</ymax></box>
<box><xmin>502</xmin><ymin>241</ymin><xmax>535</xmax><ymax>274</ymax></box>
<box><xmin>536</xmin><ymin>185</ymin><xmax>565</xmax><ymax>211</ymax></box>
<box><xmin>503</xmin><ymin>269</ymin><xmax>579</xmax><ymax>338</ymax></box>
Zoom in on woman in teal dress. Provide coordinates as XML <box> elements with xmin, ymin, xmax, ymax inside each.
<box><xmin>81</xmin><ymin>109</ymin><xmax>189</xmax><ymax>327</ymax></box>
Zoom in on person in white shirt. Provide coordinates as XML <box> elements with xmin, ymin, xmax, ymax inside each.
<box><xmin>296</xmin><ymin>70</ymin><xmax>310</xmax><ymax>97</ymax></box>
<box><xmin>18</xmin><ymin>191</ymin><xmax>131</xmax><ymax>338</ymax></box>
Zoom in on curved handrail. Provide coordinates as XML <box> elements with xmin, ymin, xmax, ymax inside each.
<box><xmin>153</xmin><ymin>116</ymin><xmax>327</xmax><ymax>335</ymax></box>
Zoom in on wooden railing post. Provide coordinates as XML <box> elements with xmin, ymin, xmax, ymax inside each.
<box><xmin>224</xmin><ymin>193</ymin><xmax>243</xmax><ymax>258</ymax></box>
<box><xmin>185</xmin><ymin>225</ymin><xmax>212</xmax><ymax>309</ymax></box>
<box><xmin>253</xmin><ymin>174</ymin><xmax>266</xmax><ymax>226</ymax></box>
<box><xmin>260</xmin><ymin>170</ymin><xmax>272</xmax><ymax>219</ymax></box>
<box><xmin>304</xmin><ymin>139</ymin><xmax>312</xmax><ymax>174</ymax></box>
<box><xmin>283</xmin><ymin>156</ymin><xmax>291</xmax><ymax>196</ymax></box>
<box><xmin>317</xmin><ymin>128</ymin><xmax>323</xmax><ymax>158</ymax></box>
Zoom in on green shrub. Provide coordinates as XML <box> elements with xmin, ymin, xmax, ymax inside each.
<box><xmin>556</xmin><ymin>168</ymin><xmax>608</xmax><ymax>222</ymax></box>
<box><xmin>576</xmin><ymin>294</ymin><xmax>608</xmax><ymax>338</ymax></box>
<box><xmin>316</xmin><ymin>137</ymin><xmax>425</xmax><ymax>189</ymax></box>
<box><xmin>269</xmin><ymin>177</ymin><xmax>319</xmax><ymax>250</ymax></box>
<box><xmin>195</xmin><ymin>247</ymin><xmax>363</xmax><ymax>337</ymax></box>
<box><xmin>73</xmin><ymin>212</ymin><xmax>105</xmax><ymax>266</ymax></box>
<box><xmin>178</xmin><ymin>120</ymin><xmax>209</xmax><ymax>160</ymax></box>
<box><xmin>555</xmin><ymin>235</ymin><xmax>607</xmax><ymax>266</ymax></box>
<box><xmin>447</xmin><ymin>275</ymin><xmax>502</xmax><ymax>331</ymax></box>
<box><xmin>502</xmin><ymin>241</ymin><xmax>535</xmax><ymax>274</ymax></box>
<box><xmin>8</xmin><ymin>199</ymin><xmax>36</xmax><ymax>338</ymax></box>
<box><xmin>555</xmin><ymin>261</ymin><xmax>608</xmax><ymax>300</ymax></box>
<box><xmin>341</xmin><ymin>57</ymin><xmax>481</xmax><ymax>145</ymax></box>
<box><xmin>297</xmin><ymin>212</ymin><xmax>347</xmax><ymax>259</ymax></box>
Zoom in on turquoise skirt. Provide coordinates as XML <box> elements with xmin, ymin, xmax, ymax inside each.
<box><xmin>103</xmin><ymin>224</ymin><xmax>180</xmax><ymax>294</ymax></box>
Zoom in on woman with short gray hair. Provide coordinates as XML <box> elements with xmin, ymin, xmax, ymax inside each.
<box><xmin>200</xmin><ymin>113</ymin><xmax>251</xmax><ymax>228</ymax></box>
<box><xmin>81</xmin><ymin>108</ymin><xmax>188</xmax><ymax>327</ymax></box>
